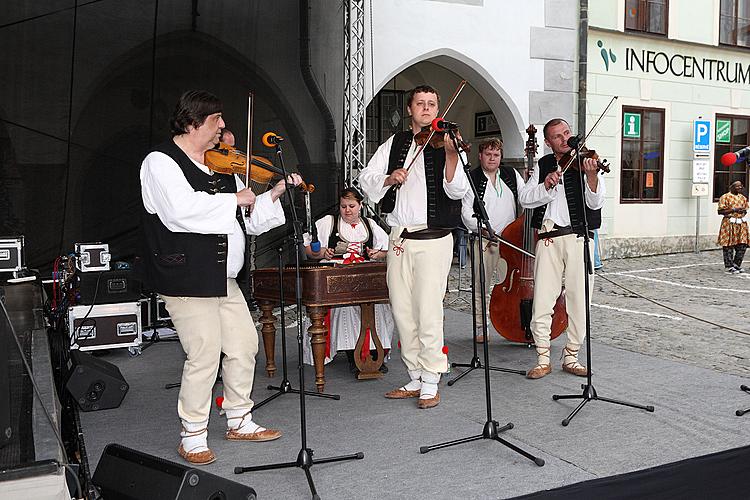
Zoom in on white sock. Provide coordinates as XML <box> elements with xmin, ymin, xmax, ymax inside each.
<box><xmin>420</xmin><ymin>371</ymin><xmax>440</xmax><ymax>399</ymax></box>
<box><xmin>402</xmin><ymin>369</ymin><xmax>422</xmax><ymax>391</ymax></box>
<box><xmin>180</xmin><ymin>419</ymin><xmax>209</xmax><ymax>453</ymax></box>
<box><xmin>225</xmin><ymin>409</ymin><xmax>266</xmax><ymax>434</ymax></box>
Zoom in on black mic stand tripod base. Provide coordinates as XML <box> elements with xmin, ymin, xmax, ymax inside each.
<box><xmin>551</xmin><ymin>139</ymin><xmax>654</xmax><ymax>426</ymax></box>
<box><xmin>252</xmin><ymin>247</ymin><xmax>339</xmax><ymax>413</ymax></box>
<box><xmin>234</xmin><ymin>141</ymin><xmax>362</xmax><ymax>500</ymax></box>
<box><xmin>448</xmin><ymin>232</ymin><xmax>525</xmax><ymax>387</ymax></box>
<box><xmin>420</xmin><ymin>131</ymin><xmax>544</xmax><ymax>467</ymax></box>
<box><xmin>736</xmin><ymin>385</ymin><xmax>750</xmax><ymax>416</ymax></box>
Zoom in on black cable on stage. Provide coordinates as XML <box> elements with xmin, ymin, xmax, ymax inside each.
<box><xmin>596</xmin><ymin>271</ymin><xmax>750</xmax><ymax>337</ymax></box>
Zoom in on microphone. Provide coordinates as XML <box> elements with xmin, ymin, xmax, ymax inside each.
<box><xmin>431</xmin><ymin>118</ymin><xmax>459</xmax><ymax>132</ymax></box>
<box><xmin>567</xmin><ymin>135</ymin><xmax>583</xmax><ymax>149</ymax></box>
<box><xmin>262</xmin><ymin>132</ymin><xmax>284</xmax><ymax>147</ymax></box>
<box><xmin>720</xmin><ymin>146</ymin><xmax>750</xmax><ymax>166</ymax></box>
<box><xmin>309</xmin><ymin>224</ymin><xmax>321</xmax><ymax>253</ymax></box>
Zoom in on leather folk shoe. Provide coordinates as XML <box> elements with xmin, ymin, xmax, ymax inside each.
<box><xmin>226</xmin><ymin>427</ymin><xmax>282</xmax><ymax>442</ymax></box>
<box><xmin>385</xmin><ymin>387</ymin><xmax>420</xmax><ymax>399</ymax></box>
<box><xmin>526</xmin><ymin>364</ymin><xmax>551</xmax><ymax>380</ymax></box>
<box><xmin>417</xmin><ymin>392</ymin><xmax>440</xmax><ymax>409</ymax></box>
<box><xmin>178</xmin><ymin>444</ymin><xmax>216</xmax><ymax>466</ymax></box>
<box><xmin>562</xmin><ymin>362</ymin><xmax>589</xmax><ymax>377</ymax></box>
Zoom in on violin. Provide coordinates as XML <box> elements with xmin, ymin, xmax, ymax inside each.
<box><xmin>558</xmin><ymin>145</ymin><xmax>610</xmax><ymax>174</ymax></box>
<box><xmin>204</xmin><ymin>142</ymin><xmax>315</xmax><ymax>193</ymax></box>
<box><xmin>414</xmin><ymin>126</ymin><xmax>471</xmax><ymax>153</ymax></box>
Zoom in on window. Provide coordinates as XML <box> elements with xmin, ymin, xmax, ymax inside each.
<box><xmin>625</xmin><ymin>0</ymin><xmax>668</xmax><ymax>35</ymax></box>
<box><xmin>720</xmin><ymin>0</ymin><xmax>750</xmax><ymax>47</ymax></box>
<box><xmin>620</xmin><ymin>107</ymin><xmax>665</xmax><ymax>203</ymax></box>
<box><xmin>366</xmin><ymin>90</ymin><xmax>407</xmax><ymax>163</ymax></box>
<box><xmin>714</xmin><ymin>114</ymin><xmax>750</xmax><ymax>200</ymax></box>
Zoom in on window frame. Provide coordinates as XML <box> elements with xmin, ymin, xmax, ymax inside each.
<box><xmin>713</xmin><ymin>113</ymin><xmax>750</xmax><ymax>201</ymax></box>
<box><xmin>624</xmin><ymin>0</ymin><xmax>669</xmax><ymax>36</ymax></box>
<box><xmin>719</xmin><ymin>0</ymin><xmax>750</xmax><ymax>48</ymax></box>
<box><xmin>620</xmin><ymin>106</ymin><xmax>666</xmax><ymax>204</ymax></box>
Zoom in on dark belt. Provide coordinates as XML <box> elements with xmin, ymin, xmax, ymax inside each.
<box><xmin>399</xmin><ymin>228</ymin><xmax>452</xmax><ymax>240</ymax></box>
<box><xmin>539</xmin><ymin>225</ymin><xmax>593</xmax><ymax>239</ymax></box>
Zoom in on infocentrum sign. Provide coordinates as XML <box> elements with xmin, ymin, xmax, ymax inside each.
<box><xmin>624</xmin><ymin>49</ymin><xmax>750</xmax><ymax>83</ymax></box>
<box><xmin>594</xmin><ymin>34</ymin><xmax>750</xmax><ymax>86</ymax></box>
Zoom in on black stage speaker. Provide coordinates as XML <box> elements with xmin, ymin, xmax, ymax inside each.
<box><xmin>78</xmin><ymin>269</ymin><xmax>142</xmax><ymax>305</ymax></box>
<box><xmin>65</xmin><ymin>350</ymin><xmax>129</xmax><ymax>411</ymax></box>
<box><xmin>93</xmin><ymin>443</ymin><xmax>257</xmax><ymax>500</ymax></box>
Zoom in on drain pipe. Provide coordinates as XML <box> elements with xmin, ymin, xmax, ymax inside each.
<box><xmin>578</xmin><ymin>0</ymin><xmax>588</xmax><ymax>134</ymax></box>
<box><xmin>299</xmin><ymin>0</ymin><xmax>339</xmax><ymax>172</ymax></box>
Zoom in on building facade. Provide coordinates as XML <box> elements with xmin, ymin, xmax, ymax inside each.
<box><xmin>588</xmin><ymin>0</ymin><xmax>750</xmax><ymax>257</ymax></box>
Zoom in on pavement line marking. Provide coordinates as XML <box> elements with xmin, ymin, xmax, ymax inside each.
<box><xmin>591</xmin><ymin>303</ymin><xmax>682</xmax><ymax>320</ymax></box>
<box><xmin>600</xmin><ymin>262</ymin><xmax>720</xmax><ymax>275</ymax></box>
<box><xmin>613</xmin><ymin>273</ymin><xmax>750</xmax><ymax>294</ymax></box>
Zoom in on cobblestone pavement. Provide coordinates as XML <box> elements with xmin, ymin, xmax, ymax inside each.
<box><xmin>445</xmin><ymin>249</ymin><xmax>750</xmax><ymax>377</ymax></box>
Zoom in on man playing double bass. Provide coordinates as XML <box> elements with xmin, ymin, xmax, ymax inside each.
<box><xmin>359</xmin><ymin>84</ymin><xmax>469</xmax><ymax>409</ymax></box>
<box><xmin>518</xmin><ymin>118</ymin><xmax>605</xmax><ymax>380</ymax></box>
<box><xmin>460</xmin><ymin>138</ymin><xmax>525</xmax><ymax>343</ymax></box>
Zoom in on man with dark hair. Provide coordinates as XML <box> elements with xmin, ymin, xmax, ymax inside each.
<box><xmin>140</xmin><ymin>90</ymin><xmax>302</xmax><ymax>465</ymax></box>
<box><xmin>359</xmin><ymin>84</ymin><xmax>469</xmax><ymax>409</ymax></box>
<box><xmin>717</xmin><ymin>180</ymin><xmax>748</xmax><ymax>273</ymax></box>
<box><xmin>460</xmin><ymin>138</ymin><xmax>525</xmax><ymax>343</ymax></box>
<box><xmin>518</xmin><ymin>118</ymin><xmax>604</xmax><ymax>379</ymax></box>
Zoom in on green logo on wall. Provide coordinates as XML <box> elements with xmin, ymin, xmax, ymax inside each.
<box><xmin>716</xmin><ymin>119</ymin><xmax>731</xmax><ymax>143</ymax></box>
<box><xmin>597</xmin><ymin>40</ymin><xmax>617</xmax><ymax>71</ymax></box>
<box><xmin>623</xmin><ymin>112</ymin><xmax>641</xmax><ymax>138</ymax></box>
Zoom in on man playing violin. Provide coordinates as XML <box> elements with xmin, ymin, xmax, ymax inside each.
<box><xmin>359</xmin><ymin>84</ymin><xmax>469</xmax><ymax>409</ymax></box>
<box><xmin>139</xmin><ymin>90</ymin><xmax>302</xmax><ymax>465</ymax></box>
<box><xmin>461</xmin><ymin>138</ymin><xmax>526</xmax><ymax>343</ymax></box>
<box><xmin>518</xmin><ymin>118</ymin><xmax>605</xmax><ymax>380</ymax></box>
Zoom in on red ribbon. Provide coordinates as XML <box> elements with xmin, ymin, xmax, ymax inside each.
<box><xmin>360</xmin><ymin>327</ymin><xmax>371</xmax><ymax>361</ymax></box>
<box><xmin>342</xmin><ymin>252</ymin><xmax>365</xmax><ymax>265</ymax></box>
<box><xmin>324</xmin><ymin>309</ymin><xmax>332</xmax><ymax>360</ymax></box>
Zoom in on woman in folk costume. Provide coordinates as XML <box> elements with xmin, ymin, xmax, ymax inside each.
<box><xmin>302</xmin><ymin>187</ymin><xmax>395</xmax><ymax>373</ymax></box>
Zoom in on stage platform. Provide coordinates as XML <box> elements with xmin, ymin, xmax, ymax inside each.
<box><xmin>79</xmin><ymin>308</ymin><xmax>749</xmax><ymax>499</ymax></box>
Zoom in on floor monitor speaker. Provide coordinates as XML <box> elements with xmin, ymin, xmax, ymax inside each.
<box><xmin>65</xmin><ymin>350</ymin><xmax>129</xmax><ymax>411</ymax></box>
<box><xmin>93</xmin><ymin>443</ymin><xmax>257</xmax><ymax>499</ymax></box>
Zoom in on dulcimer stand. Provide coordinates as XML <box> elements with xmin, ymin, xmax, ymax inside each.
<box><xmin>551</xmin><ymin>136</ymin><xmax>654</xmax><ymax>426</ymax></box>
<box><xmin>234</xmin><ymin>139</ymin><xmax>362</xmax><ymax>500</ymax></box>
<box><xmin>420</xmin><ymin>129</ymin><xmax>544</xmax><ymax>467</ymax></box>
<box><xmin>251</xmin><ymin>246</ymin><xmax>339</xmax><ymax>412</ymax></box>
<box><xmin>447</xmin><ymin>232</ymin><xmax>526</xmax><ymax>386</ymax></box>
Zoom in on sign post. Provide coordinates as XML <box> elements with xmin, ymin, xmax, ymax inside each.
<box><xmin>692</xmin><ymin>119</ymin><xmax>712</xmax><ymax>253</ymax></box>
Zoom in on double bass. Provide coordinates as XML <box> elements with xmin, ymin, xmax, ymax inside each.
<box><xmin>488</xmin><ymin>125</ymin><xmax>568</xmax><ymax>344</ymax></box>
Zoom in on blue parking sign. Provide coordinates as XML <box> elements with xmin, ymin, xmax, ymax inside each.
<box><xmin>694</xmin><ymin>120</ymin><xmax>711</xmax><ymax>152</ymax></box>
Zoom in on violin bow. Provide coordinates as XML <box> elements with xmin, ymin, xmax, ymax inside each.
<box><xmin>245</xmin><ymin>91</ymin><xmax>254</xmax><ymax>182</ymax></box>
<box><xmin>403</xmin><ymin>79</ymin><xmax>468</xmax><ymax>174</ymax></box>
<box><xmin>559</xmin><ymin>94</ymin><xmax>617</xmax><ymax>175</ymax></box>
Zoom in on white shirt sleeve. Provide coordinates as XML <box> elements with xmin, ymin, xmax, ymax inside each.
<box><xmin>140</xmin><ymin>151</ymin><xmax>237</xmax><ymax>234</ymax></box>
<box><xmin>368</xmin><ymin>218</ymin><xmax>390</xmax><ymax>250</ymax></box>
<box><xmin>461</xmin><ymin>188</ymin><xmax>478</xmax><ymax>233</ymax></box>
<box><xmin>359</xmin><ymin>135</ymin><xmax>395</xmax><ymax>203</ymax></box>
<box><xmin>584</xmin><ymin>173</ymin><xmax>606</xmax><ymax>210</ymax></box>
<box><xmin>443</xmin><ymin>151</ymin><xmax>470</xmax><ymax>200</ymax></box>
<box><xmin>303</xmin><ymin>215</ymin><xmax>334</xmax><ymax>247</ymax></box>
<box><xmin>233</xmin><ymin>175</ymin><xmax>286</xmax><ymax>235</ymax></box>
<box><xmin>518</xmin><ymin>163</ymin><xmax>555</xmax><ymax>209</ymax></box>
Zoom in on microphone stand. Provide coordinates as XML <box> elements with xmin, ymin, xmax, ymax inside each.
<box><xmin>234</xmin><ymin>140</ymin><xmax>363</xmax><ymax>499</ymax></box>
<box><xmin>420</xmin><ymin>129</ymin><xmax>544</xmax><ymax>467</ymax></box>
<box><xmin>251</xmin><ymin>246</ymin><xmax>339</xmax><ymax>412</ymax></box>
<box><xmin>551</xmin><ymin>136</ymin><xmax>654</xmax><ymax>426</ymax></box>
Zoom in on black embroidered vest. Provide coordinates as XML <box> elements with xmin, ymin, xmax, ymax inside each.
<box><xmin>141</xmin><ymin>140</ymin><xmax>247</xmax><ymax>297</ymax></box>
<box><xmin>325</xmin><ymin>214</ymin><xmax>375</xmax><ymax>258</ymax></box>
<box><xmin>469</xmin><ymin>165</ymin><xmax>519</xmax><ymax>218</ymax></box>
<box><xmin>378</xmin><ymin>131</ymin><xmax>462</xmax><ymax>229</ymax></box>
<box><xmin>530</xmin><ymin>154</ymin><xmax>602</xmax><ymax>233</ymax></box>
